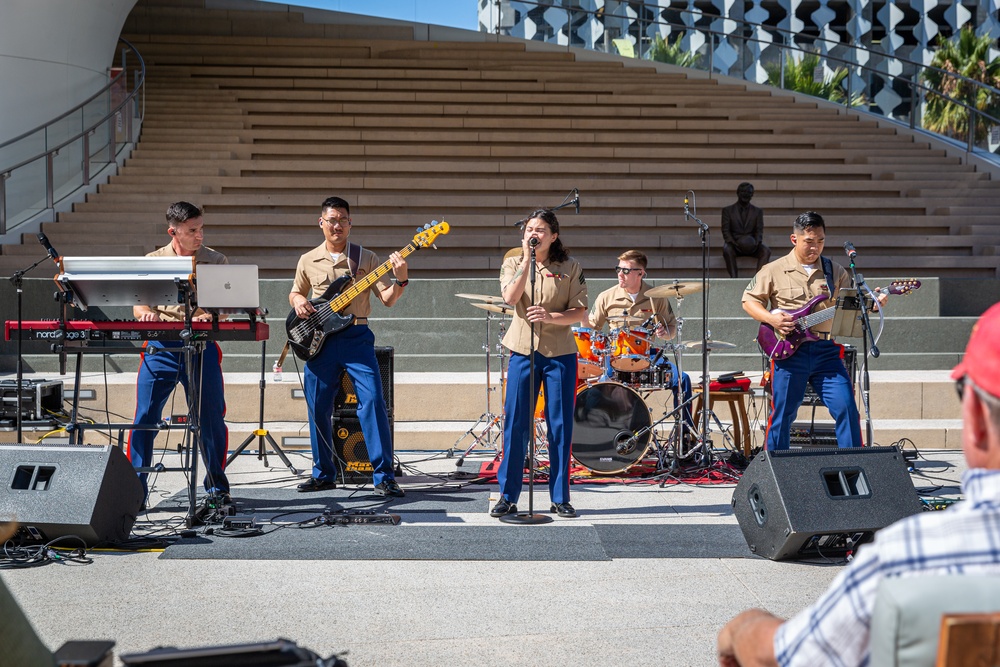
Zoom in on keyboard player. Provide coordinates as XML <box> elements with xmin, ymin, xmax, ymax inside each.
<box><xmin>127</xmin><ymin>202</ymin><xmax>231</xmax><ymax>508</ymax></box>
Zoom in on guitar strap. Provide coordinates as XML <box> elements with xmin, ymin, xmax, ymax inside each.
<box><xmin>347</xmin><ymin>242</ymin><xmax>362</xmax><ymax>280</ymax></box>
<box><xmin>821</xmin><ymin>256</ymin><xmax>836</xmax><ymax>301</ymax></box>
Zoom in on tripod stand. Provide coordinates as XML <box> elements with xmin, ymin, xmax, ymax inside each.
<box><xmin>226</xmin><ymin>339</ymin><xmax>299</xmax><ymax>473</ymax></box>
<box><xmin>449</xmin><ymin>298</ymin><xmax>510</xmax><ymax>466</ymax></box>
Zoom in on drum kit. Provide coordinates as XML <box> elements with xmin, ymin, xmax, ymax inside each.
<box><xmin>449</xmin><ymin>280</ymin><xmax>738</xmax><ymax>476</ymax></box>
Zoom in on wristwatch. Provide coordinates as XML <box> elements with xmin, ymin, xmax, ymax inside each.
<box><xmin>393</xmin><ymin>278</ymin><xmax>409</xmax><ymax>287</ymax></box>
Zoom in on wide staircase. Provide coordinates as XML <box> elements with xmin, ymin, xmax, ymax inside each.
<box><xmin>1</xmin><ymin>0</ymin><xmax>993</xmax><ymax>456</ymax></box>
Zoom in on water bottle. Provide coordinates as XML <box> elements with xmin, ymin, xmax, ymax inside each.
<box><xmin>272</xmin><ymin>360</ymin><xmax>282</xmax><ymax>382</ymax></box>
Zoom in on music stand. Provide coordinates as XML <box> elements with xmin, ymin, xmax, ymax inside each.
<box><xmin>831</xmin><ymin>288</ymin><xmax>868</xmax><ymax>339</ymax></box>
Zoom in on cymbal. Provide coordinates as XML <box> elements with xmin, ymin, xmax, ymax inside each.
<box><xmin>681</xmin><ymin>340</ymin><xmax>737</xmax><ymax>351</ymax></box>
<box><xmin>470</xmin><ymin>301</ymin><xmax>515</xmax><ymax>315</ymax></box>
<box><xmin>646</xmin><ymin>282</ymin><xmax>703</xmax><ymax>298</ymax></box>
<box><xmin>455</xmin><ymin>293</ymin><xmax>508</xmax><ymax>304</ymax></box>
<box><xmin>503</xmin><ymin>247</ymin><xmax>522</xmax><ymax>260</ymax></box>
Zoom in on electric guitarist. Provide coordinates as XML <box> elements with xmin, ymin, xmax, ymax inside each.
<box><xmin>741</xmin><ymin>211</ymin><xmax>887</xmax><ymax>451</ymax></box>
<box><xmin>288</xmin><ymin>196</ymin><xmax>407</xmax><ymax>497</ymax></box>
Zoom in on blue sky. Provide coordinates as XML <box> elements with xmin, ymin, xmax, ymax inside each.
<box><xmin>262</xmin><ymin>1</ymin><xmax>481</xmax><ymax>31</ymax></box>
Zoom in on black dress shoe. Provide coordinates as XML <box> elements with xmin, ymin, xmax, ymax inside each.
<box><xmin>297</xmin><ymin>478</ymin><xmax>336</xmax><ymax>493</ymax></box>
<box><xmin>374</xmin><ymin>479</ymin><xmax>405</xmax><ymax>498</ymax></box>
<box><xmin>490</xmin><ymin>498</ymin><xmax>517</xmax><ymax>517</ymax></box>
<box><xmin>551</xmin><ymin>502</ymin><xmax>577</xmax><ymax>518</ymax></box>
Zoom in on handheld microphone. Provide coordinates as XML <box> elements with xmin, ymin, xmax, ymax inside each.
<box><xmin>36</xmin><ymin>232</ymin><xmax>59</xmax><ymax>261</ymax></box>
<box><xmin>844</xmin><ymin>241</ymin><xmax>857</xmax><ymax>259</ymax></box>
<box><xmin>529</xmin><ymin>237</ymin><xmax>539</xmax><ymax>247</ymax></box>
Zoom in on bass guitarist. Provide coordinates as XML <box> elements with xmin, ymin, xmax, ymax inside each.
<box><xmin>289</xmin><ymin>196</ymin><xmax>407</xmax><ymax>497</ymax></box>
<box><xmin>742</xmin><ymin>211</ymin><xmax>886</xmax><ymax>450</ymax></box>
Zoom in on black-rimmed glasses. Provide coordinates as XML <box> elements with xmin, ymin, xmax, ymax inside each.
<box><xmin>615</xmin><ymin>267</ymin><xmax>642</xmax><ymax>275</ymax></box>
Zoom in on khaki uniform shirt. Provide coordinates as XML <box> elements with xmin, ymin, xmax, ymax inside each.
<box><xmin>146</xmin><ymin>244</ymin><xmax>228</xmax><ymax>322</ymax></box>
<box><xmin>290</xmin><ymin>242</ymin><xmax>391</xmax><ymax>318</ymax></box>
<box><xmin>590</xmin><ymin>282</ymin><xmax>676</xmax><ymax>338</ymax></box>
<box><xmin>741</xmin><ymin>249</ymin><xmax>851</xmax><ymax>335</ymax></box>
<box><xmin>500</xmin><ymin>256</ymin><xmax>587</xmax><ymax>357</ymax></box>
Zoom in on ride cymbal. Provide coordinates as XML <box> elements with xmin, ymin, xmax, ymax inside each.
<box><xmin>470</xmin><ymin>301</ymin><xmax>515</xmax><ymax>314</ymax></box>
<box><xmin>455</xmin><ymin>293</ymin><xmax>509</xmax><ymax>303</ymax></box>
<box><xmin>646</xmin><ymin>282</ymin><xmax>703</xmax><ymax>298</ymax></box>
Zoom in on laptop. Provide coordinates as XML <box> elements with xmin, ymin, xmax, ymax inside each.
<box><xmin>196</xmin><ymin>264</ymin><xmax>260</xmax><ymax>312</ymax></box>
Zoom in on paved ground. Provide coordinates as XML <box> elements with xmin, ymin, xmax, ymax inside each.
<box><xmin>1</xmin><ymin>446</ymin><xmax>966</xmax><ymax>667</ymax></box>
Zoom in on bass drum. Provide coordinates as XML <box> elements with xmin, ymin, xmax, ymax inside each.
<box><xmin>572</xmin><ymin>382</ymin><xmax>651</xmax><ymax>474</ymax></box>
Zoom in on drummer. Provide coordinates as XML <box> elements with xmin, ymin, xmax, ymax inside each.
<box><xmin>586</xmin><ymin>250</ymin><xmax>694</xmax><ymax>430</ymax></box>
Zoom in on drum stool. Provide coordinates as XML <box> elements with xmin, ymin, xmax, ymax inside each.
<box><xmin>691</xmin><ymin>388</ymin><xmax>752</xmax><ymax>455</ymax></box>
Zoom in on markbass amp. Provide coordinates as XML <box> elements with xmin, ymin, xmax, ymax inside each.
<box><xmin>332</xmin><ymin>347</ymin><xmax>394</xmax><ymax>483</ymax></box>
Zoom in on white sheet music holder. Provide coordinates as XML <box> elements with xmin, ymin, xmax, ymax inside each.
<box><xmin>56</xmin><ymin>256</ymin><xmax>195</xmax><ymax>311</ymax></box>
<box><xmin>832</xmin><ymin>288</ymin><xmax>872</xmax><ymax>338</ymax></box>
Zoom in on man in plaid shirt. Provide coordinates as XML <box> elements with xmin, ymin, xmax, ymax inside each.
<box><xmin>717</xmin><ymin>302</ymin><xmax>1000</xmax><ymax>667</ymax></box>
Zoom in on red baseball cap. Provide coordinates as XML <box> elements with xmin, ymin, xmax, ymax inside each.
<box><xmin>951</xmin><ymin>301</ymin><xmax>1000</xmax><ymax>398</ymax></box>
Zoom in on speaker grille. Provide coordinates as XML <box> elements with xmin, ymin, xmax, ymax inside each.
<box><xmin>333</xmin><ymin>346</ymin><xmax>394</xmax><ymax>418</ymax></box>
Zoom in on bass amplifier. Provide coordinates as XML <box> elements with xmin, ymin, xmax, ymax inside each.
<box><xmin>803</xmin><ymin>344</ymin><xmax>857</xmax><ymax>407</ymax></box>
<box><xmin>332</xmin><ymin>347</ymin><xmax>394</xmax><ymax>483</ymax></box>
<box><xmin>333</xmin><ymin>346</ymin><xmax>394</xmax><ymax>418</ymax></box>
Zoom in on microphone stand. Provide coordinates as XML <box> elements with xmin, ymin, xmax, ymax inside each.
<box><xmin>685</xmin><ymin>192</ymin><xmax>713</xmax><ymax>461</ymax></box>
<box><xmin>8</xmin><ymin>255</ymin><xmax>52</xmax><ymax>443</ymax></box>
<box><xmin>502</xmin><ymin>241</ymin><xmax>552</xmax><ymax>525</ymax></box>
<box><xmin>512</xmin><ymin>189</ymin><xmax>580</xmax><ymax>228</ymax></box>
<box><xmin>844</xmin><ymin>249</ymin><xmax>877</xmax><ymax>447</ymax></box>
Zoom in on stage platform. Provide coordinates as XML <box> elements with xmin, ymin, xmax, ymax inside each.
<box><xmin>0</xmin><ymin>447</ymin><xmax>966</xmax><ymax>666</ymax></box>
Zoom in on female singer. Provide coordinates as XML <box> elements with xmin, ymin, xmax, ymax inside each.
<box><xmin>492</xmin><ymin>209</ymin><xmax>588</xmax><ymax>518</ymax></box>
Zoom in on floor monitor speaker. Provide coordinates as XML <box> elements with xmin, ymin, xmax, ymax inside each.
<box><xmin>732</xmin><ymin>447</ymin><xmax>922</xmax><ymax>560</ymax></box>
<box><xmin>0</xmin><ymin>444</ymin><xmax>143</xmax><ymax>546</ymax></box>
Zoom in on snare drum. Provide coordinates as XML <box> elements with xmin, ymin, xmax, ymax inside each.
<box><xmin>572</xmin><ymin>382</ymin><xmax>652</xmax><ymax>474</ymax></box>
<box><xmin>610</xmin><ymin>327</ymin><xmax>651</xmax><ymax>371</ymax></box>
<box><xmin>572</xmin><ymin>327</ymin><xmax>606</xmax><ymax>380</ymax></box>
<box><xmin>612</xmin><ymin>365</ymin><xmax>672</xmax><ymax>389</ymax></box>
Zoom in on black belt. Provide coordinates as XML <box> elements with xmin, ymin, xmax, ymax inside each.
<box><xmin>815</xmin><ymin>332</ymin><xmax>832</xmax><ymax>341</ymax></box>
<box><xmin>354</xmin><ymin>317</ymin><xmax>368</xmax><ymax>326</ymax></box>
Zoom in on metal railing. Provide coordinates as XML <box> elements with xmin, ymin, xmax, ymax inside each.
<box><xmin>0</xmin><ymin>38</ymin><xmax>146</xmax><ymax>235</ymax></box>
<box><xmin>487</xmin><ymin>1</ymin><xmax>1000</xmax><ymax>162</ymax></box>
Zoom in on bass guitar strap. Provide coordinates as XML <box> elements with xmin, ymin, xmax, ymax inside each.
<box><xmin>821</xmin><ymin>256</ymin><xmax>836</xmax><ymax>302</ymax></box>
<box><xmin>347</xmin><ymin>242</ymin><xmax>363</xmax><ymax>280</ymax></box>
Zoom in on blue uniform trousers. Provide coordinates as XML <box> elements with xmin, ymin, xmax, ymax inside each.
<box><xmin>127</xmin><ymin>340</ymin><xmax>229</xmax><ymax>497</ymax></box>
<box><xmin>499</xmin><ymin>351</ymin><xmax>577</xmax><ymax>505</ymax></box>
<box><xmin>654</xmin><ymin>359</ymin><xmax>694</xmax><ymax>427</ymax></box>
<box><xmin>766</xmin><ymin>340</ymin><xmax>861</xmax><ymax>450</ymax></box>
<box><xmin>303</xmin><ymin>324</ymin><xmax>394</xmax><ymax>486</ymax></box>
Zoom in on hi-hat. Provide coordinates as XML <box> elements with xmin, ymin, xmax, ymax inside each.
<box><xmin>681</xmin><ymin>340</ymin><xmax>737</xmax><ymax>351</ymax></box>
<box><xmin>471</xmin><ymin>302</ymin><xmax>515</xmax><ymax>315</ymax></box>
<box><xmin>455</xmin><ymin>293</ymin><xmax>508</xmax><ymax>303</ymax></box>
<box><xmin>646</xmin><ymin>282</ymin><xmax>703</xmax><ymax>298</ymax></box>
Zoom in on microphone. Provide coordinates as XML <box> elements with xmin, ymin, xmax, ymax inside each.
<box><xmin>844</xmin><ymin>241</ymin><xmax>857</xmax><ymax>259</ymax></box>
<box><xmin>684</xmin><ymin>194</ymin><xmax>689</xmax><ymax>220</ymax></box>
<box><xmin>529</xmin><ymin>237</ymin><xmax>539</xmax><ymax>247</ymax></box>
<box><xmin>37</xmin><ymin>232</ymin><xmax>59</xmax><ymax>261</ymax></box>
<box><xmin>574</xmin><ymin>189</ymin><xmax>580</xmax><ymax>214</ymax></box>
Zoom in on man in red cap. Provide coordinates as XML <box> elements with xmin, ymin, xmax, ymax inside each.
<box><xmin>717</xmin><ymin>302</ymin><xmax>1000</xmax><ymax>667</ymax></box>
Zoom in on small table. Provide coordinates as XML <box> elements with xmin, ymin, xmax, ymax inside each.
<box><xmin>692</xmin><ymin>388</ymin><xmax>752</xmax><ymax>455</ymax></box>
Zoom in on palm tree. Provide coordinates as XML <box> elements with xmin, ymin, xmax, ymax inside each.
<box><xmin>765</xmin><ymin>51</ymin><xmax>865</xmax><ymax>106</ymax></box>
<box><xmin>921</xmin><ymin>27</ymin><xmax>1000</xmax><ymax>145</ymax></box>
<box><xmin>647</xmin><ymin>33</ymin><xmax>701</xmax><ymax>68</ymax></box>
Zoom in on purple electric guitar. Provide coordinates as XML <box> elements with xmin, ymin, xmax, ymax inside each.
<box><xmin>757</xmin><ymin>280</ymin><xmax>920</xmax><ymax>360</ymax></box>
